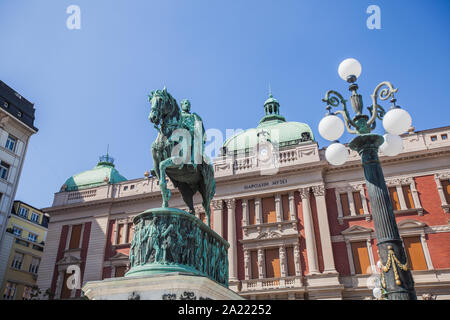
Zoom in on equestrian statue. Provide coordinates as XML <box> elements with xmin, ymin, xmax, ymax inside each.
<box><xmin>148</xmin><ymin>87</ymin><xmax>216</xmax><ymax>227</ymax></box>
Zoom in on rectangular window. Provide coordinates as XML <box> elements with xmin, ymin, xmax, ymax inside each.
<box><xmin>264</xmin><ymin>248</ymin><xmax>281</xmax><ymax>278</ymax></box>
<box><xmin>351</xmin><ymin>241</ymin><xmax>371</xmax><ymax>274</ymax></box>
<box><xmin>29</xmin><ymin>257</ymin><xmax>40</xmax><ymax>274</ymax></box>
<box><xmin>13</xmin><ymin>227</ymin><xmax>22</xmax><ymax>237</ymax></box>
<box><xmin>18</xmin><ymin>206</ymin><xmax>28</xmax><ymax>218</ymax></box>
<box><xmin>281</xmin><ymin>194</ymin><xmax>290</xmax><ymax>221</ymax></box>
<box><xmin>126</xmin><ymin>223</ymin><xmax>134</xmax><ymax>243</ymax></box>
<box><xmin>30</xmin><ymin>212</ymin><xmax>40</xmax><ymax>223</ymax></box>
<box><xmin>3</xmin><ymin>282</ymin><xmax>16</xmax><ymax>300</ymax></box>
<box><xmin>115</xmin><ymin>266</ymin><xmax>127</xmax><ymax>277</ymax></box>
<box><xmin>442</xmin><ymin>134</ymin><xmax>448</xmax><ymax>140</ymax></box>
<box><xmin>11</xmin><ymin>252</ymin><xmax>24</xmax><ymax>269</ymax></box>
<box><xmin>68</xmin><ymin>224</ymin><xmax>82</xmax><ymax>249</ymax></box>
<box><xmin>286</xmin><ymin>247</ymin><xmax>295</xmax><ymax>277</ymax></box>
<box><xmin>441</xmin><ymin>179</ymin><xmax>450</xmax><ymax>204</ymax></box>
<box><xmin>0</xmin><ymin>161</ymin><xmax>10</xmax><ymax>180</ymax></box>
<box><xmin>22</xmin><ymin>286</ymin><xmax>32</xmax><ymax>300</ymax></box>
<box><xmin>402</xmin><ymin>185</ymin><xmax>415</xmax><ymax>209</ymax></box>
<box><xmin>403</xmin><ymin>236</ymin><xmax>427</xmax><ymax>271</ymax></box>
<box><xmin>262</xmin><ymin>197</ymin><xmax>276</xmax><ymax>224</ymax></box>
<box><xmin>248</xmin><ymin>199</ymin><xmax>256</xmax><ymax>225</ymax></box>
<box><xmin>28</xmin><ymin>233</ymin><xmax>38</xmax><ymax>243</ymax></box>
<box><xmin>430</xmin><ymin>135</ymin><xmax>437</xmax><ymax>141</ymax></box>
<box><xmin>250</xmin><ymin>250</ymin><xmax>258</xmax><ymax>279</ymax></box>
<box><xmin>5</xmin><ymin>134</ymin><xmax>17</xmax><ymax>152</ymax></box>
<box><xmin>389</xmin><ymin>187</ymin><xmax>401</xmax><ymax>210</ymax></box>
<box><xmin>340</xmin><ymin>193</ymin><xmax>351</xmax><ymax>216</ymax></box>
<box><xmin>352</xmin><ymin>191</ymin><xmax>364</xmax><ymax>215</ymax></box>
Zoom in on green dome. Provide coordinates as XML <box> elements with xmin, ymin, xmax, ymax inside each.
<box><xmin>222</xmin><ymin>93</ymin><xmax>314</xmax><ymax>155</ymax></box>
<box><xmin>62</xmin><ymin>155</ymin><xmax>127</xmax><ymax>191</ymax></box>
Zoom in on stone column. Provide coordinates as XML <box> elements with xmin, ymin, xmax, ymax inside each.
<box><xmin>299</xmin><ymin>187</ymin><xmax>319</xmax><ymax>275</ymax></box>
<box><xmin>366</xmin><ymin>238</ymin><xmax>376</xmax><ymax>273</ymax></box>
<box><xmin>312</xmin><ymin>185</ymin><xmax>337</xmax><ymax>273</ymax></box>
<box><xmin>275</xmin><ymin>194</ymin><xmax>282</xmax><ymax>222</ymax></box>
<box><xmin>293</xmin><ymin>244</ymin><xmax>302</xmax><ymax>276</ymax></box>
<box><xmin>396</xmin><ymin>185</ymin><xmax>407</xmax><ymax>210</ymax></box>
<box><xmin>226</xmin><ymin>199</ymin><xmax>238</xmax><ymax>282</ymax></box>
<box><xmin>279</xmin><ymin>246</ymin><xmax>287</xmax><ymax>277</ymax></box>
<box><xmin>255</xmin><ymin>198</ymin><xmax>262</xmax><ymax>224</ymax></box>
<box><xmin>347</xmin><ymin>190</ymin><xmax>356</xmax><ymax>216</ymax></box>
<box><xmin>242</xmin><ymin>199</ymin><xmax>248</xmax><ymax>226</ymax></box>
<box><xmin>114</xmin><ymin>221</ymin><xmax>119</xmax><ymax>245</ymax></box>
<box><xmin>288</xmin><ymin>192</ymin><xmax>296</xmax><ymax>221</ymax></box>
<box><xmin>345</xmin><ymin>240</ymin><xmax>356</xmax><ymax>275</ymax></box>
<box><xmin>244</xmin><ymin>249</ymin><xmax>250</xmax><ymax>280</ymax></box>
<box><xmin>257</xmin><ymin>248</ymin><xmax>265</xmax><ymax>279</ymax></box>
<box><xmin>212</xmin><ymin>200</ymin><xmax>223</xmax><ymax>236</ymax></box>
<box><xmin>124</xmin><ymin>222</ymin><xmax>129</xmax><ymax>244</ymax></box>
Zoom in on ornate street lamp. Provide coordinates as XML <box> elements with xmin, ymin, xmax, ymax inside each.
<box><xmin>318</xmin><ymin>58</ymin><xmax>417</xmax><ymax>300</ymax></box>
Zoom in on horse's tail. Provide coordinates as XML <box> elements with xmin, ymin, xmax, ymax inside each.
<box><xmin>200</xmin><ymin>161</ymin><xmax>216</xmax><ymax>227</ymax></box>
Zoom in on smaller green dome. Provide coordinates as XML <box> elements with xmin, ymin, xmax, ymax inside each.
<box><xmin>222</xmin><ymin>93</ymin><xmax>314</xmax><ymax>155</ymax></box>
<box><xmin>62</xmin><ymin>155</ymin><xmax>127</xmax><ymax>191</ymax></box>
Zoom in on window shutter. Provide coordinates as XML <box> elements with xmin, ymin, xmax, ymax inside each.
<box><xmin>441</xmin><ymin>180</ymin><xmax>450</xmax><ymax>204</ymax></box>
<box><xmin>262</xmin><ymin>197</ymin><xmax>276</xmax><ymax>223</ymax></box>
<box><xmin>248</xmin><ymin>199</ymin><xmax>256</xmax><ymax>225</ymax></box>
<box><xmin>403</xmin><ymin>236</ymin><xmax>427</xmax><ymax>270</ymax></box>
<box><xmin>264</xmin><ymin>248</ymin><xmax>281</xmax><ymax>278</ymax></box>
<box><xmin>69</xmin><ymin>224</ymin><xmax>82</xmax><ymax>249</ymax></box>
<box><xmin>402</xmin><ymin>185</ymin><xmax>415</xmax><ymax>209</ymax></box>
<box><xmin>340</xmin><ymin>193</ymin><xmax>351</xmax><ymax>216</ymax></box>
<box><xmin>351</xmin><ymin>241</ymin><xmax>371</xmax><ymax>274</ymax></box>
<box><xmin>353</xmin><ymin>191</ymin><xmax>364</xmax><ymax>215</ymax></box>
<box><xmin>389</xmin><ymin>187</ymin><xmax>401</xmax><ymax>210</ymax></box>
<box><xmin>286</xmin><ymin>247</ymin><xmax>295</xmax><ymax>276</ymax></box>
<box><xmin>127</xmin><ymin>224</ymin><xmax>134</xmax><ymax>243</ymax></box>
<box><xmin>250</xmin><ymin>250</ymin><xmax>258</xmax><ymax>279</ymax></box>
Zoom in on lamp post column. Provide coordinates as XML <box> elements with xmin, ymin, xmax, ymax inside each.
<box><xmin>349</xmin><ymin>134</ymin><xmax>416</xmax><ymax>300</ymax></box>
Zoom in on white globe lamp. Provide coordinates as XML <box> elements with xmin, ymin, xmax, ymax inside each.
<box><xmin>318</xmin><ymin>115</ymin><xmax>345</xmax><ymax>141</ymax></box>
<box><xmin>373</xmin><ymin>287</ymin><xmax>382</xmax><ymax>299</ymax></box>
<box><xmin>383</xmin><ymin>107</ymin><xmax>412</xmax><ymax>135</ymax></box>
<box><xmin>338</xmin><ymin>58</ymin><xmax>362</xmax><ymax>82</ymax></box>
<box><xmin>379</xmin><ymin>133</ymin><xmax>403</xmax><ymax>156</ymax></box>
<box><xmin>325</xmin><ymin>142</ymin><xmax>349</xmax><ymax>166</ymax></box>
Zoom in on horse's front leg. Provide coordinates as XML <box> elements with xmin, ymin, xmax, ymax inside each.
<box><xmin>159</xmin><ymin>157</ymin><xmax>182</xmax><ymax>207</ymax></box>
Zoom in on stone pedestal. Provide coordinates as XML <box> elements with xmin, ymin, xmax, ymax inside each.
<box><xmin>83</xmin><ymin>207</ymin><xmax>239</xmax><ymax>300</ymax></box>
<box><xmin>82</xmin><ymin>272</ymin><xmax>244</xmax><ymax>300</ymax></box>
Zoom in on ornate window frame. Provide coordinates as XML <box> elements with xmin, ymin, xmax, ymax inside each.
<box><xmin>385</xmin><ymin>176</ymin><xmax>424</xmax><ymax>216</ymax></box>
<box><xmin>341</xmin><ymin>225</ymin><xmax>376</xmax><ymax>275</ymax></box>
<box><xmin>433</xmin><ymin>171</ymin><xmax>450</xmax><ymax>213</ymax></box>
<box><xmin>335</xmin><ymin>183</ymin><xmax>371</xmax><ymax>225</ymax></box>
<box><xmin>397</xmin><ymin>219</ymin><xmax>433</xmax><ymax>270</ymax></box>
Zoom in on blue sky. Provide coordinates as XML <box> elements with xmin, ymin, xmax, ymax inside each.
<box><xmin>0</xmin><ymin>0</ymin><xmax>449</xmax><ymax>209</ymax></box>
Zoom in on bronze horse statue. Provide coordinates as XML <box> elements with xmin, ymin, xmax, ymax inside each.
<box><xmin>148</xmin><ymin>87</ymin><xmax>215</xmax><ymax>227</ymax></box>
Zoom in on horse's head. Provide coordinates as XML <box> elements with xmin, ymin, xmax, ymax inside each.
<box><xmin>148</xmin><ymin>87</ymin><xmax>179</xmax><ymax>126</ymax></box>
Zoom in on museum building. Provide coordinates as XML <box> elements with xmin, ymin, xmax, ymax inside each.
<box><xmin>36</xmin><ymin>94</ymin><xmax>450</xmax><ymax>299</ymax></box>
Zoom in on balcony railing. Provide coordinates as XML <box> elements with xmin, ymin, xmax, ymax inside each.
<box><xmin>241</xmin><ymin>276</ymin><xmax>302</xmax><ymax>292</ymax></box>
